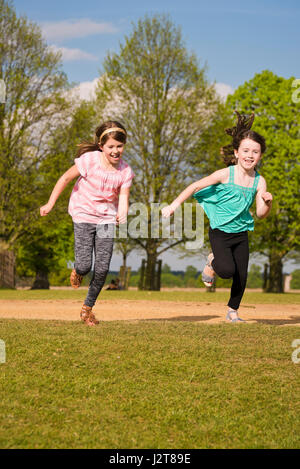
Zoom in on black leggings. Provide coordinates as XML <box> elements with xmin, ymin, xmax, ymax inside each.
<box><xmin>209</xmin><ymin>227</ymin><xmax>249</xmax><ymax>310</ymax></box>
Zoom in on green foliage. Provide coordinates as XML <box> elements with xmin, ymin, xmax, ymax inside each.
<box><xmin>0</xmin><ymin>2</ymin><xmax>99</xmax><ymax>287</ymax></box>
<box><xmin>15</xmin><ymin>101</ymin><xmax>97</xmax><ymax>286</ymax></box>
<box><xmin>184</xmin><ymin>265</ymin><xmax>198</xmax><ymax>278</ymax></box>
<box><xmin>162</xmin><ymin>263</ymin><xmax>171</xmax><ymax>273</ymax></box>
<box><xmin>214</xmin><ymin>276</ymin><xmax>232</xmax><ymax>288</ymax></box>
<box><xmin>129</xmin><ymin>272</ymin><xmax>184</xmax><ymax>287</ymax></box>
<box><xmin>227</xmin><ymin>70</ymin><xmax>300</xmax><ymax>292</ymax></box>
<box><xmin>183</xmin><ymin>265</ymin><xmax>198</xmax><ymax>287</ymax></box>
<box><xmin>95</xmin><ymin>14</ymin><xmax>222</xmax><ymax>287</ymax></box>
<box><xmin>128</xmin><ymin>274</ymin><xmax>140</xmax><ymax>287</ymax></box>
<box><xmin>161</xmin><ymin>273</ymin><xmax>184</xmax><ymax>287</ymax></box>
<box><xmin>290</xmin><ymin>269</ymin><xmax>300</xmax><ymax>289</ymax></box>
<box><xmin>0</xmin><ymin>0</ymin><xmax>70</xmax><ymax>248</ymax></box>
<box><xmin>16</xmin><ymin>214</ymin><xmax>73</xmax><ymax>272</ymax></box>
<box><xmin>48</xmin><ymin>268</ymin><xmax>93</xmax><ymax>287</ymax></box>
<box><xmin>113</xmin><ymin>237</ymin><xmax>138</xmax><ymax>268</ymax></box>
<box><xmin>193</xmin><ymin>102</ymin><xmax>233</xmax><ymax>176</ymax></box>
<box><xmin>48</xmin><ymin>265</ymin><xmax>72</xmax><ymax>286</ymax></box>
<box><xmin>246</xmin><ymin>264</ymin><xmax>263</xmax><ymax>289</ymax></box>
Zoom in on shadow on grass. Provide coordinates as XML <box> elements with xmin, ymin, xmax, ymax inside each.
<box><xmin>143</xmin><ymin>314</ymin><xmax>300</xmax><ymax>326</ymax></box>
<box><xmin>144</xmin><ymin>315</ymin><xmax>221</xmax><ymax>322</ymax></box>
<box><xmin>252</xmin><ymin>315</ymin><xmax>300</xmax><ymax>326</ymax></box>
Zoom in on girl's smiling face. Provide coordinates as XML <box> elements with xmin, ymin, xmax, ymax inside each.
<box><xmin>100</xmin><ymin>137</ymin><xmax>125</xmax><ymax>166</ymax></box>
<box><xmin>234</xmin><ymin>138</ymin><xmax>262</xmax><ymax>170</ymax></box>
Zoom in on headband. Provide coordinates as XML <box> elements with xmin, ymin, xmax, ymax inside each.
<box><xmin>98</xmin><ymin>127</ymin><xmax>126</xmax><ymax>143</ymax></box>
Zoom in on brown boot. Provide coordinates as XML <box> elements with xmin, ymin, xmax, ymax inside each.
<box><xmin>80</xmin><ymin>304</ymin><xmax>99</xmax><ymax>326</ymax></box>
<box><xmin>70</xmin><ymin>269</ymin><xmax>83</xmax><ymax>289</ymax></box>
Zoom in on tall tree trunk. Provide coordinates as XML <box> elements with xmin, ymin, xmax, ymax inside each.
<box><xmin>263</xmin><ymin>263</ymin><xmax>269</xmax><ymax>292</ymax></box>
<box><xmin>138</xmin><ymin>259</ymin><xmax>146</xmax><ymax>290</ymax></box>
<box><xmin>266</xmin><ymin>252</ymin><xmax>284</xmax><ymax>293</ymax></box>
<box><xmin>145</xmin><ymin>252</ymin><xmax>158</xmax><ymax>290</ymax></box>
<box><xmin>0</xmin><ymin>249</ymin><xmax>15</xmax><ymax>289</ymax></box>
<box><xmin>31</xmin><ymin>270</ymin><xmax>50</xmax><ymax>290</ymax></box>
<box><xmin>143</xmin><ymin>239</ymin><xmax>160</xmax><ymax>291</ymax></box>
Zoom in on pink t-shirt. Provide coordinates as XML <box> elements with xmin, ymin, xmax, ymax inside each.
<box><xmin>68</xmin><ymin>151</ymin><xmax>134</xmax><ymax>224</ymax></box>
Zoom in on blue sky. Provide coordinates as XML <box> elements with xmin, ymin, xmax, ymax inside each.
<box><xmin>13</xmin><ymin>0</ymin><xmax>300</xmax><ymax>271</ymax></box>
<box><xmin>14</xmin><ymin>0</ymin><xmax>300</xmax><ymax>91</ymax></box>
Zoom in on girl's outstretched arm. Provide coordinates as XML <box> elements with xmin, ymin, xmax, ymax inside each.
<box><xmin>116</xmin><ymin>186</ymin><xmax>130</xmax><ymax>224</ymax></box>
<box><xmin>256</xmin><ymin>177</ymin><xmax>273</xmax><ymax>219</ymax></box>
<box><xmin>40</xmin><ymin>165</ymin><xmax>81</xmax><ymax>216</ymax></box>
<box><xmin>162</xmin><ymin>168</ymin><xmax>228</xmax><ymax>218</ymax></box>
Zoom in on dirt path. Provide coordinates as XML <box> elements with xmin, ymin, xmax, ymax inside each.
<box><xmin>0</xmin><ymin>299</ymin><xmax>299</xmax><ymax>326</ymax></box>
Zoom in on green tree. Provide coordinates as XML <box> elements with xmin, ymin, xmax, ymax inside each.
<box><xmin>183</xmin><ymin>265</ymin><xmax>198</xmax><ymax>287</ymax></box>
<box><xmin>95</xmin><ymin>14</ymin><xmax>220</xmax><ymax>289</ymax></box>
<box><xmin>162</xmin><ymin>263</ymin><xmax>171</xmax><ymax>274</ymax></box>
<box><xmin>17</xmin><ymin>101</ymin><xmax>97</xmax><ymax>288</ymax></box>
<box><xmin>192</xmin><ymin>101</ymin><xmax>233</xmax><ymax>175</ymax></box>
<box><xmin>16</xmin><ymin>220</ymin><xmax>73</xmax><ymax>289</ymax></box>
<box><xmin>113</xmin><ymin>237</ymin><xmax>138</xmax><ymax>268</ymax></box>
<box><xmin>0</xmin><ymin>0</ymin><xmax>69</xmax><ymax>250</ymax></box>
<box><xmin>246</xmin><ymin>264</ymin><xmax>263</xmax><ymax>289</ymax></box>
<box><xmin>227</xmin><ymin>70</ymin><xmax>300</xmax><ymax>292</ymax></box>
<box><xmin>290</xmin><ymin>270</ymin><xmax>300</xmax><ymax>289</ymax></box>
<box><xmin>161</xmin><ymin>272</ymin><xmax>183</xmax><ymax>287</ymax></box>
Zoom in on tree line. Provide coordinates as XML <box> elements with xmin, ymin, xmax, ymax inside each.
<box><xmin>17</xmin><ymin>263</ymin><xmax>300</xmax><ymax>291</ymax></box>
<box><xmin>0</xmin><ymin>0</ymin><xmax>299</xmax><ymax>292</ymax></box>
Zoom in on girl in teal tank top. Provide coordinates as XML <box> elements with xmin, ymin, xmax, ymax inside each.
<box><xmin>162</xmin><ymin>112</ymin><xmax>273</xmax><ymax>323</ymax></box>
<box><xmin>193</xmin><ymin>164</ymin><xmax>260</xmax><ymax>233</ymax></box>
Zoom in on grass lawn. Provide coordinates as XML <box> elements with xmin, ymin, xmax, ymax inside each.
<box><xmin>0</xmin><ymin>288</ymin><xmax>300</xmax><ymax>304</ymax></box>
<box><xmin>0</xmin><ymin>319</ymin><xmax>299</xmax><ymax>448</ymax></box>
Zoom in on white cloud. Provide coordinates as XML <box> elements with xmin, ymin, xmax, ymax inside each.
<box><xmin>214</xmin><ymin>83</ymin><xmax>234</xmax><ymax>100</ymax></box>
<box><xmin>41</xmin><ymin>18</ymin><xmax>118</xmax><ymax>41</ymax></box>
<box><xmin>50</xmin><ymin>45</ymin><xmax>98</xmax><ymax>62</ymax></box>
<box><xmin>70</xmin><ymin>78</ymin><xmax>99</xmax><ymax>101</ymax></box>
<box><xmin>68</xmin><ymin>78</ymin><xmax>235</xmax><ymax>107</ymax></box>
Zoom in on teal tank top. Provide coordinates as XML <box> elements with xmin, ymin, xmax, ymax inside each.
<box><xmin>193</xmin><ymin>165</ymin><xmax>260</xmax><ymax>233</ymax></box>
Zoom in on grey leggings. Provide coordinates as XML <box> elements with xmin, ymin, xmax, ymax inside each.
<box><xmin>74</xmin><ymin>223</ymin><xmax>114</xmax><ymax>307</ymax></box>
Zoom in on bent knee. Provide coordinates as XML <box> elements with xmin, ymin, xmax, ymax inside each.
<box><xmin>75</xmin><ymin>263</ymin><xmax>92</xmax><ymax>276</ymax></box>
<box><xmin>213</xmin><ymin>261</ymin><xmax>235</xmax><ymax>279</ymax></box>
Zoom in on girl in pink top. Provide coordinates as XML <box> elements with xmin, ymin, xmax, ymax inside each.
<box><xmin>40</xmin><ymin>121</ymin><xmax>134</xmax><ymax>326</ymax></box>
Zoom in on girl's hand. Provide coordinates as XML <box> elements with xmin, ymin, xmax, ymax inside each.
<box><xmin>40</xmin><ymin>203</ymin><xmax>54</xmax><ymax>216</ymax></box>
<box><xmin>261</xmin><ymin>192</ymin><xmax>273</xmax><ymax>206</ymax></box>
<box><xmin>161</xmin><ymin>205</ymin><xmax>174</xmax><ymax>218</ymax></box>
<box><xmin>116</xmin><ymin>213</ymin><xmax>127</xmax><ymax>225</ymax></box>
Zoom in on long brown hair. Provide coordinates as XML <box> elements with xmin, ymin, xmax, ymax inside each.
<box><xmin>221</xmin><ymin>111</ymin><xmax>266</xmax><ymax>166</ymax></box>
<box><xmin>76</xmin><ymin>121</ymin><xmax>127</xmax><ymax>158</ymax></box>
